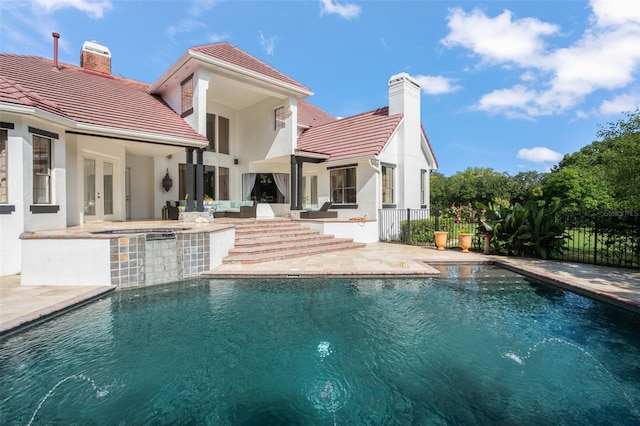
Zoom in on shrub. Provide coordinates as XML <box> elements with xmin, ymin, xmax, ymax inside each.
<box><xmin>400</xmin><ymin>217</ymin><xmax>437</xmax><ymax>244</ymax></box>
<box><xmin>478</xmin><ymin>200</ymin><xmax>570</xmax><ymax>259</ymax></box>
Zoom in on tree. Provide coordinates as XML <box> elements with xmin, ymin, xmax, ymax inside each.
<box><xmin>543</xmin><ymin>108</ymin><xmax>640</xmax><ymax>218</ymax></box>
<box><xmin>507</xmin><ymin>171</ymin><xmax>546</xmax><ymax>206</ymax></box>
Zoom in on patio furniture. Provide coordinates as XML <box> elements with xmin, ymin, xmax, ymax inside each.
<box><xmin>165</xmin><ymin>201</ymin><xmax>179</xmax><ymax>220</ymax></box>
<box><xmin>300</xmin><ymin>201</ymin><xmax>337</xmax><ymax>219</ymax></box>
<box><xmin>209</xmin><ymin>200</ymin><xmax>257</xmax><ymax>218</ymax></box>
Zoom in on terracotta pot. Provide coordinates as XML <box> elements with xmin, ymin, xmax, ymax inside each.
<box><xmin>434</xmin><ymin>231</ymin><xmax>448</xmax><ymax>251</ymax></box>
<box><xmin>458</xmin><ymin>233</ymin><xmax>473</xmax><ymax>253</ymax></box>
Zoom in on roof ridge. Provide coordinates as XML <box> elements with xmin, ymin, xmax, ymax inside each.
<box><xmin>189</xmin><ymin>42</ymin><xmax>311</xmax><ymax>92</ymax></box>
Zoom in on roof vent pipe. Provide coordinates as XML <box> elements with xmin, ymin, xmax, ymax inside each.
<box><xmin>52</xmin><ymin>32</ymin><xmax>60</xmax><ymax>72</ymax></box>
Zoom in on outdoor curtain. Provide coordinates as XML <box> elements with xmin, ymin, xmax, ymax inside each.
<box><xmin>273</xmin><ymin>173</ymin><xmax>289</xmax><ymax>203</ymax></box>
<box><xmin>242</xmin><ymin>173</ymin><xmax>257</xmax><ymax>201</ymax></box>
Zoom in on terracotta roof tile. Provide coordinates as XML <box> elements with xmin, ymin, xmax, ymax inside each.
<box><xmin>297</xmin><ymin>107</ymin><xmax>403</xmax><ymax>161</ymax></box>
<box><xmin>190</xmin><ymin>42</ymin><xmax>311</xmax><ymax>93</ymax></box>
<box><xmin>0</xmin><ymin>54</ymin><xmax>207</xmax><ymax>143</ymax></box>
<box><xmin>297</xmin><ymin>99</ymin><xmax>336</xmax><ymax>128</ymax></box>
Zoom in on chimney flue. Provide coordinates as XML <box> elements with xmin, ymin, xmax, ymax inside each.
<box><xmin>52</xmin><ymin>32</ymin><xmax>60</xmax><ymax>72</ymax></box>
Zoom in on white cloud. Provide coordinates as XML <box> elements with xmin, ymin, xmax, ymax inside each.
<box><xmin>442</xmin><ymin>3</ymin><xmax>640</xmax><ymax>119</ymax></box>
<box><xmin>599</xmin><ymin>93</ymin><xmax>640</xmax><ymax>115</ymax></box>
<box><xmin>413</xmin><ymin>75</ymin><xmax>462</xmax><ymax>95</ymax></box>
<box><xmin>441</xmin><ymin>8</ymin><xmax>558</xmax><ymax>66</ymax></box>
<box><xmin>33</xmin><ymin>0</ymin><xmax>112</xmax><ymax>19</ymax></box>
<box><xmin>259</xmin><ymin>31</ymin><xmax>277</xmax><ymax>56</ymax></box>
<box><xmin>207</xmin><ymin>33</ymin><xmax>229</xmax><ymax>43</ymax></box>
<box><xmin>590</xmin><ymin>0</ymin><xmax>640</xmax><ymax>27</ymax></box>
<box><xmin>189</xmin><ymin>0</ymin><xmax>217</xmax><ymax>17</ymax></box>
<box><xmin>520</xmin><ymin>71</ymin><xmax>536</xmax><ymax>82</ymax></box>
<box><xmin>517</xmin><ymin>147</ymin><xmax>563</xmax><ymax>163</ymax></box>
<box><xmin>320</xmin><ymin>0</ymin><xmax>361</xmax><ymax>20</ymax></box>
<box><xmin>167</xmin><ymin>19</ymin><xmax>206</xmax><ymax>38</ymax></box>
<box><xmin>476</xmin><ymin>85</ymin><xmax>540</xmax><ymax>119</ymax></box>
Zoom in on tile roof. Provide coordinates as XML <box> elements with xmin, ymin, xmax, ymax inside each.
<box><xmin>190</xmin><ymin>42</ymin><xmax>311</xmax><ymax>93</ymax></box>
<box><xmin>0</xmin><ymin>54</ymin><xmax>207</xmax><ymax>143</ymax></box>
<box><xmin>297</xmin><ymin>99</ymin><xmax>336</xmax><ymax>128</ymax></box>
<box><xmin>296</xmin><ymin>107</ymin><xmax>403</xmax><ymax>161</ymax></box>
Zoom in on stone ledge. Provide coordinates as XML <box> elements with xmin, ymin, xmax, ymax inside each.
<box><xmin>179</xmin><ymin>211</ymin><xmax>213</xmax><ymax>223</ymax></box>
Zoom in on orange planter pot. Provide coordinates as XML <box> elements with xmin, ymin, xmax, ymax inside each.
<box><xmin>459</xmin><ymin>233</ymin><xmax>473</xmax><ymax>253</ymax></box>
<box><xmin>434</xmin><ymin>231</ymin><xmax>448</xmax><ymax>250</ymax></box>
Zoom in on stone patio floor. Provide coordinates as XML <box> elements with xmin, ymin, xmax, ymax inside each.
<box><xmin>2</xmin><ymin>242</ymin><xmax>639</xmax><ymax>336</ymax></box>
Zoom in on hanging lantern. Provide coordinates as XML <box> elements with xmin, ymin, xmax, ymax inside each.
<box><xmin>162</xmin><ymin>169</ymin><xmax>173</xmax><ymax>192</ymax></box>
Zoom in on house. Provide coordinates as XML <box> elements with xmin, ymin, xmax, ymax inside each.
<box><xmin>0</xmin><ymin>35</ymin><xmax>437</xmax><ymax>276</ymax></box>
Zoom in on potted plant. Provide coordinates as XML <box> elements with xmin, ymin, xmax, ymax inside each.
<box><xmin>458</xmin><ymin>229</ymin><xmax>474</xmax><ymax>253</ymax></box>
<box><xmin>434</xmin><ymin>231</ymin><xmax>448</xmax><ymax>250</ymax></box>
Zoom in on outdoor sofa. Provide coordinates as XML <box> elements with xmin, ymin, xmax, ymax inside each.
<box><xmin>165</xmin><ymin>200</ymin><xmax>257</xmax><ymax>219</ymax></box>
<box><xmin>299</xmin><ymin>201</ymin><xmax>337</xmax><ymax>219</ymax></box>
<box><xmin>206</xmin><ymin>200</ymin><xmax>257</xmax><ymax>218</ymax></box>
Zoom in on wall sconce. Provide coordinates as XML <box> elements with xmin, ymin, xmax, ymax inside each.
<box><xmin>234</xmin><ymin>158</ymin><xmax>239</xmax><ymax>165</ymax></box>
<box><xmin>162</xmin><ymin>169</ymin><xmax>173</xmax><ymax>192</ymax></box>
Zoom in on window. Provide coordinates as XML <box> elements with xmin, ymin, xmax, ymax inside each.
<box><xmin>33</xmin><ymin>135</ymin><xmax>52</xmax><ymax>204</ymax></box>
<box><xmin>420</xmin><ymin>169</ymin><xmax>427</xmax><ymax>206</ymax></box>
<box><xmin>330</xmin><ymin>166</ymin><xmax>357</xmax><ymax>204</ymax></box>
<box><xmin>181</xmin><ymin>75</ymin><xmax>193</xmax><ymax>117</ymax></box>
<box><xmin>206</xmin><ymin>113</ymin><xmax>216</xmax><ymax>152</ymax></box>
<box><xmin>218</xmin><ymin>167</ymin><xmax>229</xmax><ymax>200</ymax></box>
<box><xmin>204</xmin><ymin>165</ymin><xmax>216</xmax><ymax>199</ymax></box>
<box><xmin>0</xmin><ymin>129</ymin><xmax>7</xmax><ymax>203</ymax></box>
<box><xmin>382</xmin><ymin>164</ymin><xmax>395</xmax><ymax>205</ymax></box>
<box><xmin>274</xmin><ymin>106</ymin><xmax>286</xmax><ymax>130</ymax></box>
<box><xmin>218</xmin><ymin>116</ymin><xmax>229</xmax><ymax>154</ymax></box>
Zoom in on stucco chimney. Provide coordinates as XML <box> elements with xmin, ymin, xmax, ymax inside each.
<box><xmin>388</xmin><ymin>72</ymin><xmax>422</xmax><ymax>209</ymax></box>
<box><xmin>388</xmin><ymin>72</ymin><xmax>420</xmax><ymax>116</ymax></box>
<box><xmin>80</xmin><ymin>40</ymin><xmax>111</xmax><ymax>75</ymax></box>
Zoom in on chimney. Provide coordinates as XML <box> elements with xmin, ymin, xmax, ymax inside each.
<box><xmin>52</xmin><ymin>32</ymin><xmax>60</xmax><ymax>71</ymax></box>
<box><xmin>388</xmin><ymin>72</ymin><xmax>422</xmax><ymax>209</ymax></box>
<box><xmin>80</xmin><ymin>40</ymin><xmax>111</xmax><ymax>75</ymax></box>
<box><xmin>388</xmin><ymin>72</ymin><xmax>420</xmax><ymax>116</ymax></box>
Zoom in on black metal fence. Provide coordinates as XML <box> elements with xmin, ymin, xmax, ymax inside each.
<box><xmin>559</xmin><ymin>210</ymin><xmax>640</xmax><ymax>269</ymax></box>
<box><xmin>378</xmin><ymin>208</ymin><xmax>483</xmax><ymax>251</ymax></box>
<box><xmin>379</xmin><ymin>208</ymin><xmax>640</xmax><ymax>268</ymax></box>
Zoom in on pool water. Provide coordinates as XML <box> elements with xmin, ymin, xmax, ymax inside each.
<box><xmin>1</xmin><ymin>266</ymin><xmax>639</xmax><ymax>425</ymax></box>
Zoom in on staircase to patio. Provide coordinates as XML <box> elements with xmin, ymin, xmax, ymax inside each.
<box><xmin>222</xmin><ymin>219</ymin><xmax>365</xmax><ymax>264</ymax></box>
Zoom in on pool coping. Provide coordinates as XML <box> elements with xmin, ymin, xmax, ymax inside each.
<box><xmin>204</xmin><ymin>256</ymin><xmax>640</xmax><ymax>314</ymax></box>
<box><xmin>0</xmin><ymin>285</ymin><xmax>116</xmax><ymax>338</ymax></box>
<box><xmin>491</xmin><ymin>258</ymin><xmax>640</xmax><ymax>314</ymax></box>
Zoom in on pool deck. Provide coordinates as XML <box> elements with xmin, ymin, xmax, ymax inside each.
<box><xmin>2</xmin><ymin>242</ymin><xmax>640</xmax><ymax>336</ymax></box>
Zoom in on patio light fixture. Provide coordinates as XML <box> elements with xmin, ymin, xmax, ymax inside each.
<box><xmin>162</xmin><ymin>169</ymin><xmax>173</xmax><ymax>192</ymax></box>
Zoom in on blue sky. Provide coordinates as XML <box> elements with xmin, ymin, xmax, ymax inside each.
<box><xmin>1</xmin><ymin>0</ymin><xmax>639</xmax><ymax>176</ymax></box>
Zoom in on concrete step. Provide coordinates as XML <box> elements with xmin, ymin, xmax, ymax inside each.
<box><xmin>223</xmin><ymin>241</ymin><xmax>366</xmax><ymax>264</ymax></box>
<box><xmin>229</xmin><ymin>237</ymin><xmax>357</xmax><ymax>255</ymax></box>
<box><xmin>222</xmin><ymin>219</ymin><xmax>365</xmax><ymax>264</ymax></box>
<box><xmin>235</xmin><ymin>232</ymin><xmax>334</xmax><ymax>248</ymax></box>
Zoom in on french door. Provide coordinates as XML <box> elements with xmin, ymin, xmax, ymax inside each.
<box><xmin>84</xmin><ymin>156</ymin><xmax>116</xmax><ymax>221</ymax></box>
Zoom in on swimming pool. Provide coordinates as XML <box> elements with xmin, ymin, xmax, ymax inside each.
<box><xmin>1</xmin><ymin>266</ymin><xmax>639</xmax><ymax>425</ymax></box>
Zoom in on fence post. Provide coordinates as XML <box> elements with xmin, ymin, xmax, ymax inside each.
<box><xmin>407</xmin><ymin>208</ymin><xmax>411</xmax><ymax>244</ymax></box>
<box><xmin>593</xmin><ymin>216</ymin><xmax>598</xmax><ymax>265</ymax></box>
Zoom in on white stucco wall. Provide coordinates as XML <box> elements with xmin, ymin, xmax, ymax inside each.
<box><xmin>237</xmin><ymin>97</ymin><xmax>293</xmax><ymax>162</ymax></box>
<box><xmin>0</xmin><ymin>126</ymin><xmax>25</xmax><ymax>276</ymax></box>
<box><xmin>21</xmin><ymin>238</ymin><xmax>112</xmax><ymax>285</ymax></box>
<box><xmin>209</xmin><ymin>227</ymin><xmax>235</xmax><ymax>268</ymax></box>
